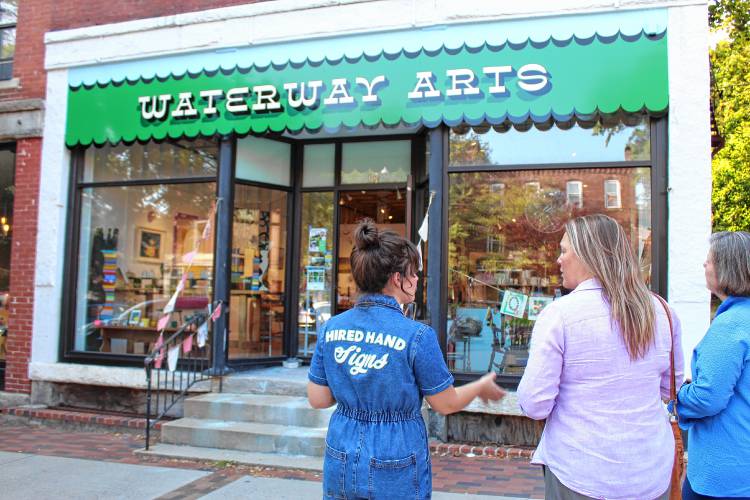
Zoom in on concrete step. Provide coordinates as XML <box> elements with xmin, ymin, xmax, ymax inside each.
<box><xmin>220</xmin><ymin>367</ymin><xmax>309</xmax><ymax>396</ymax></box>
<box><xmin>137</xmin><ymin>443</ymin><xmax>324</xmax><ymax>471</ymax></box>
<box><xmin>160</xmin><ymin>417</ymin><xmax>327</xmax><ymax>456</ymax></box>
<box><xmin>184</xmin><ymin>393</ymin><xmax>335</xmax><ymax>428</ymax></box>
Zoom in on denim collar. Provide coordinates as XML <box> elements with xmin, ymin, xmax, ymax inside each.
<box><xmin>716</xmin><ymin>295</ymin><xmax>750</xmax><ymax>317</ymax></box>
<box><xmin>355</xmin><ymin>293</ymin><xmax>404</xmax><ymax>314</ymax></box>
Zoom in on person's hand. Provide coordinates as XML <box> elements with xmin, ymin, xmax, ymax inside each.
<box><xmin>478</xmin><ymin>372</ymin><xmax>506</xmax><ymax>404</ymax></box>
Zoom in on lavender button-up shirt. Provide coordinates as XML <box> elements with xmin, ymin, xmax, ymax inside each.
<box><xmin>518</xmin><ymin>279</ymin><xmax>683</xmax><ymax>499</ymax></box>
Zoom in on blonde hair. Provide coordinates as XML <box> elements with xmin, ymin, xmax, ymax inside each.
<box><xmin>565</xmin><ymin>214</ymin><xmax>655</xmax><ymax>360</ymax></box>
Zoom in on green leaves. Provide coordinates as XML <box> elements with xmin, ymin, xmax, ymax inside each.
<box><xmin>710</xmin><ymin>4</ymin><xmax>750</xmax><ymax>231</ymax></box>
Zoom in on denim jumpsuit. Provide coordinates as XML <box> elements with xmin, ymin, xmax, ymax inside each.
<box><xmin>309</xmin><ymin>294</ymin><xmax>454</xmax><ymax>500</ymax></box>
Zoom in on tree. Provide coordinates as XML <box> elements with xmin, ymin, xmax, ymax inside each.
<box><xmin>709</xmin><ymin>0</ymin><xmax>750</xmax><ymax>231</ymax></box>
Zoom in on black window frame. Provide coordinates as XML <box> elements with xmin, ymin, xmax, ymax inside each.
<box><xmin>60</xmin><ymin>139</ymin><xmax>221</xmax><ymax>367</ymax></box>
<box><xmin>436</xmin><ymin>116</ymin><xmax>668</xmax><ymax>389</ymax></box>
<box><xmin>0</xmin><ymin>140</ymin><xmax>15</xmax><ymax>389</ymax></box>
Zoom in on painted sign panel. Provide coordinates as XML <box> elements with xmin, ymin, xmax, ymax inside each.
<box><xmin>65</xmin><ymin>23</ymin><xmax>667</xmax><ymax>146</ymax></box>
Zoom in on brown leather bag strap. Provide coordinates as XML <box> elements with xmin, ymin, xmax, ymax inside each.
<box><xmin>652</xmin><ymin>292</ymin><xmax>678</xmax><ymax>418</ymax></box>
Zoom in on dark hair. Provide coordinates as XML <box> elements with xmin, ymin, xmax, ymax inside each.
<box><xmin>351</xmin><ymin>218</ymin><xmax>420</xmax><ymax>294</ymax></box>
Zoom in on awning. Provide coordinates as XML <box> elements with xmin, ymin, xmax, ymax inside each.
<box><xmin>65</xmin><ymin>8</ymin><xmax>668</xmax><ymax>147</ymax></box>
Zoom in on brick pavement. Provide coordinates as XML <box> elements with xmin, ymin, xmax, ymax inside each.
<box><xmin>0</xmin><ymin>423</ymin><xmax>545</xmax><ymax>498</ymax></box>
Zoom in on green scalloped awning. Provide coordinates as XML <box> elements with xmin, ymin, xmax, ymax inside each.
<box><xmin>65</xmin><ymin>11</ymin><xmax>668</xmax><ymax>147</ymax></box>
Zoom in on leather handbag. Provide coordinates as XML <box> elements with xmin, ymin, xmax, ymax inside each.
<box><xmin>653</xmin><ymin>293</ymin><xmax>686</xmax><ymax>500</ymax></box>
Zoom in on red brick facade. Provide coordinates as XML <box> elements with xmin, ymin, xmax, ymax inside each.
<box><xmin>1</xmin><ymin>0</ymin><xmax>276</xmax><ymax>393</ymax></box>
<box><xmin>3</xmin><ymin>139</ymin><xmax>41</xmax><ymax>393</ymax></box>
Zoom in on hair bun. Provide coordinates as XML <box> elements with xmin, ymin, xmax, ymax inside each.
<box><xmin>353</xmin><ymin>219</ymin><xmax>380</xmax><ymax>250</ymax></box>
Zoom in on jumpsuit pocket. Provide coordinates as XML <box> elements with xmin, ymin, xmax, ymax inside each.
<box><xmin>368</xmin><ymin>453</ymin><xmax>418</xmax><ymax>500</ymax></box>
<box><xmin>323</xmin><ymin>443</ymin><xmax>347</xmax><ymax>499</ymax></box>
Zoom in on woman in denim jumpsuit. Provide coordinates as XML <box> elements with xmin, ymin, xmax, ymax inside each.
<box><xmin>308</xmin><ymin>219</ymin><xmax>505</xmax><ymax>500</ymax></box>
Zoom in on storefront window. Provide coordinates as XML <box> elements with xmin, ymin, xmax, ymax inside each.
<box><xmin>447</xmin><ymin>167</ymin><xmax>652</xmax><ymax>376</ymax></box>
<box><xmin>0</xmin><ymin>1</ymin><xmax>16</xmax><ymax>80</ymax></box>
<box><xmin>236</xmin><ymin>136</ymin><xmax>291</xmax><ymax>186</ymax></box>
<box><xmin>303</xmin><ymin>144</ymin><xmax>335</xmax><ymax>187</ymax></box>
<box><xmin>298</xmin><ymin>192</ymin><xmax>334</xmax><ymax>356</ymax></box>
<box><xmin>0</xmin><ymin>147</ymin><xmax>13</xmax><ymax>366</ymax></box>
<box><xmin>229</xmin><ymin>185</ymin><xmax>287</xmax><ymax>359</ymax></box>
<box><xmin>449</xmin><ymin>118</ymin><xmax>650</xmax><ymax>166</ymax></box>
<box><xmin>73</xmin><ymin>182</ymin><xmax>216</xmax><ymax>354</ymax></box>
<box><xmin>83</xmin><ymin>139</ymin><xmax>218</xmax><ymax>183</ymax></box>
<box><xmin>341</xmin><ymin>140</ymin><xmax>410</xmax><ymax>184</ymax></box>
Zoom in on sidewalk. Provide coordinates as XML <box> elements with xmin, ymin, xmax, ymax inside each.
<box><xmin>0</xmin><ymin>423</ymin><xmax>545</xmax><ymax>499</ymax></box>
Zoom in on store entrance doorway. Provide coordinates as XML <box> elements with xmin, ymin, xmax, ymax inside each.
<box><xmin>335</xmin><ymin>189</ymin><xmax>408</xmax><ymax>313</ymax></box>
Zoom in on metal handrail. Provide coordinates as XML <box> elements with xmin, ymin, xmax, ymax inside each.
<box><xmin>143</xmin><ymin>313</ymin><xmax>213</xmax><ymax>450</ymax></box>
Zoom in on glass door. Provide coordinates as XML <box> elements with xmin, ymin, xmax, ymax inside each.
<box><xmin>228</xmin><ymin>185</ymin><xmax>288</xmax><ymax>360</ymax></box>
<box><xmin>336</xmin><ymin>189</ymin><xmax>407</xmax><ymax>313</ymax></box>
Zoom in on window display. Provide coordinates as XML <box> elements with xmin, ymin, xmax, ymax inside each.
<box><xmin>72</xmin><ymin>139</ymin><xmax>217</xmax><ymax>356</ymax></box>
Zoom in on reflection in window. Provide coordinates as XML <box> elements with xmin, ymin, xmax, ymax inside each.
<box><xmin>73</xmin><ymin>183</ymin><xmax>216</xmax><ymax>354</ymax></box>
<box><xmin>604</xmin><ymin>180</ymin><xmax>622</xmax><ymax>209</ymax></box>
<box><xmin>0</xmin><ymin>1</ymin><xmax>16</xmax><ymax>80</ymax></box>
<box><xmin>341</xmin><ymin>141</ymin><xmax>410</xmax><ymax>184</ymax></box>
<box><xmin>298</xmin><ymin>192</ymin><xmax>334</xmax><ymax>356</ymax></box>
<box><xmin>229</xmin><ymin>185</ymin><xmax>287</xmax><ymax>359</ymax></box>
<box><xmin>449</xmin><ymin>117</ymin><xmax>650</xmax><ymax>166</ymax></box>
<box><xmin>303</xmin><ymin>144</ymin><xmax>335</xmax><ymax>187</ymax></box>
<box><xmin>566</xmin><ymin>181</ymin><xmax>583</xmax><ymax>208</ymax></box>
<box><xmin>0</xmin><ymin>147</ymin><xmax>13</xmax><ymax>363</ymax></box>
<box><xmin>447</xmin><ymin>168</ymin><xmax>651</xmax><ymax>375</ymax></box>
<box><xmin>83</xmin><ymin>139</ymin><xmax>218</xmax><ymax>183</ymax></box>
<box><xmin>236</xmin><ymin>136</ymin><xmax>291</xmax><ymax>186</ymax></box>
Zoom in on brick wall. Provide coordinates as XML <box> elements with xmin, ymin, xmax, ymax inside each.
<box><xmin>0</xmin><ymin>0</ymin><xmax>275</xmax><ymax>393</ymax></box>
<box><xmin>3</xmin><ymin>138</ymin><xmax>40</xmax><ymax>393</ymax></box>
<box><xmin>48</xmin><ymin>0</ymin><xmax>268</xmax><ymax>32</ymax></box>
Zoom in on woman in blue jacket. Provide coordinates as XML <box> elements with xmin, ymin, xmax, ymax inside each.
<box><xmin>307</xmin><ymin>219</ymin><xmax>505</xmax><ymax>500</ymax></box>
<box><xmin>677</xmin><ymin>231</ymin><xmax>750</xmax><ymax>499</ymax></box>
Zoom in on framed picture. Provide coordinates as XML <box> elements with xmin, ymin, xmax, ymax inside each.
<box><xmin>128</xmin><ymin>309</ymin><xmax>142</xmax><ymax>326</ymax></box>
<box><xmin>136</xmin><ymin>227</ymin><xmax>166</xmax><ymax>263</ymax></box>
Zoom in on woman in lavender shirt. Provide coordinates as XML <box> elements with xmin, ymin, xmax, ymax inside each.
<box><xmin>518</xmin><ymin>214</ymin><xmax>684</xmax><ymax>500</ymax></box>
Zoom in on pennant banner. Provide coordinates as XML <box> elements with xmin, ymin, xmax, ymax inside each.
<box><xmin>197</xmin><ymin>321</ymin><xmax>208</xmax><ymax>348</ymax></box>
<box><xmin>210</xmin><ymin>303</ymin><xmax>222</xmax><ymax>322</ymax></box>
<box><xmin>163</xmin><ymin>290</ymin><xmax>178</xmax><ymax>314</ymax></box>
<box><xmin>157</xmin><ymin>314</ymin><xmax>171</xmax><ymax>332</ymax></box>
<box><xmin>182</xmin><ymin>333</ymin><xmax>194</xmax><ymax>354</ymax></box>
<box><xmin>167</xmin><ymin>345</ymin><xmax>180</xmax><ymax>372</ymax></box>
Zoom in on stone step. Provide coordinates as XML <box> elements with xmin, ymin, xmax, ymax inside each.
<box><xmin>160</xmin><ymin>417</ymin><xmax>327</xmax><ymax>456</ymax></box>
<box><xmin>184</xmin><ymin>393</ymin><xmax>334</xmax><ymax>428</ymax></box>
<box><xmin>220</xmin><ymin>367</ymin><xmax>309</xmax><ymax>396</ymax></box>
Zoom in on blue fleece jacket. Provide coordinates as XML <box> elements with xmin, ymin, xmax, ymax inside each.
<box><xmin>677</xmin><ymin>296</ymin><xmax>750</xmax><ymax>497</ymax></box>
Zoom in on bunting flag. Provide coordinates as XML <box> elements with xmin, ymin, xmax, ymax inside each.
<box><xmin>182</xmin><ymin>333</ymin><xmax>194</xmax><ymax>354</ymax></box>
<box><xmin>167</xmin><ymin>345</ymin><xmax>180</xmax><ymax>372</ymax></box>
<box><xmin>181</xmin><ymin>250</ymin><xmax>197</xmax><ymax>266</ymax></box>
<box><xmin>149</xmin><ymin>198</ymin><xmax>219</xmax><ymax>364</ymax></box>
<box><xmin>201</xmin><ymin>216</ymin><xmax>213</xmax><ymax>240</ymax></box>
<box><xmin>163</xmin><ymin>290</ymin><xmax>178</xmax><ymax>314</ymax></box>
<box><xmin>416</xmin><ymin>191</ymin><xmax>435</xmax><ymax>272</ymax></box>
<box><xmin>197</xmin><ymin>321</ymin><xmax>208</xmax><ymax>348</ymax></box>
<box><xmin>210</xmin><ymin>303</ymin><xmax>222</xmax><ymax>322</ymax></box>
<box><xmin>154</xmin><ymin>351</ymin><xmax>164</xmax><ymax>369</ymax></box>
<box><xmin>152</xmin><ymin>332</ymin><xmax>165</xmax><ymax>368</ymax></box>
<box><xmin>157</xmin><ymin>314</ymin><xmax>171</xmax><ymax>332</ymax></box>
